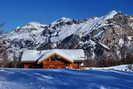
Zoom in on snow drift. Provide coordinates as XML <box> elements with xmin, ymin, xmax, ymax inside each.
<box><xmin>0</xmin><ymin>69</ymin><xmax>133</xmax><ymax>89</ymax></box>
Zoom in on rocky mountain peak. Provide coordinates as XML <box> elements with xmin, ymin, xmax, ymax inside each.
<box><xmin>26</xmin><ymin>22</ymin><xmax>42</xmax><ymax>27</ymax></box>
<box><xmin>104</xmin><ymin>10</ymin><xmax>119</xmax><ymax>20</ymax></box>
<box><xmin>0</xmin><ymin>10</ymin><xmax>133</xmax><ymax>64</ymax></box>
<box><xmin>24</xmin><ymin>22</ymin><xmax>47</xmax><ymax>29</ymax></box>
<box><xmin>51</xmin><ymin>17</ymin><xmax>72</xmax><ymax>25</ymax></box>
<box><xmin>13</xmin><ymin>22</ymin><xmax>47</xmax><ymax>33</ymax></box>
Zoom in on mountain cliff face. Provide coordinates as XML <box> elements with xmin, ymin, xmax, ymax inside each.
<box><xmin>1</xmin><ymin>10</ymin><xmax>133</xmax><ymax>65</ymax></box>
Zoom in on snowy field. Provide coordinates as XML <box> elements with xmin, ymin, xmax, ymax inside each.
<box><xmin>0</xmin><ymin>68</ymin><xmax>133</xmax><ymax>89</ymax></box>
<box><xmin>87</xmin><ymin>65</ymin><xmax>133</xmax><ymax>71</ymax></box>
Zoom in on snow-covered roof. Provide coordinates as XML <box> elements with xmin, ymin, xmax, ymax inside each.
<box><xmin>21</xmin><ymin>49</ymin><xmax>85</xmax><ymax>63</ymax></box>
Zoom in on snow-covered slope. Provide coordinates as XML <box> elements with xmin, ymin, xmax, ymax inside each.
<box><xmin>87</xmin><ymin>64</ymin><xmax>133</xmax><ymax>71</ymax></box>
<box><xmin>104</xmin><ymin>10</ymin><xmax>118</xmax><ymax>20</ymax></box>
<box><xmin>0</xmin><ymin>69</ymin><xmax>133</xmax><ymax>89</ymax></box>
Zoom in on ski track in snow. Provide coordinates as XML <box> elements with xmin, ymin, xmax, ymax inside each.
<box><xmin>0</xmin><ymin>69</ymin><xmax>132</xmax><ymax>89</ymax></box>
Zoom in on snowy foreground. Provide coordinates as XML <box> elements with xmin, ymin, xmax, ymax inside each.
<box><xmin>87</xmin><ymin>65</ymin><xmax>133</xmax><ymax>71</ymax></box>
<box><xmin>0</xmin><ymin>68</ymin><xmax>133</xmax><ymax>89</ymax></box>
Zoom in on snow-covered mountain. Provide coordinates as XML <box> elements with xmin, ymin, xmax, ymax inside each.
<box><xmin>1</xmin><ymin>10</ymin><xmax>133</xmax><ymax>66</ymax></box>
<box><xmin>5</xmin><ymin>10</ymin><xmax>117</xmax><ymax>47</ymax></box>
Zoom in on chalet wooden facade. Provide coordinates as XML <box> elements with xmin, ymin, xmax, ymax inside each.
<box><xmin>21</xmin><ymin>49</ymin><xmax>85</xmax><ymax>69</ymax></box>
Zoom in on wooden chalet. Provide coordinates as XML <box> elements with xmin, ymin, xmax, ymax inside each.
<box><xmin>21</xmin><ymin>49</ymin><xmax>85</xmax><ymax>69</ymax></box>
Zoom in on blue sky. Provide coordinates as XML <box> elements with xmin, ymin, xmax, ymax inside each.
<box><xmin>0</xmin><ymin>0</ymin><xmax>132</xmax><ymax>32</ymax></box>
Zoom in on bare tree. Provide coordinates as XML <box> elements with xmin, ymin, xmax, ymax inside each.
<box><xmin>0</xmin><ymin>41</ymin><xmax>9</xmax><ymax>67</ymax></box>
<box><xmin>0</xmin><ymin>23</ymin><xmax>10</xmax><ymax>67</ymax></box>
